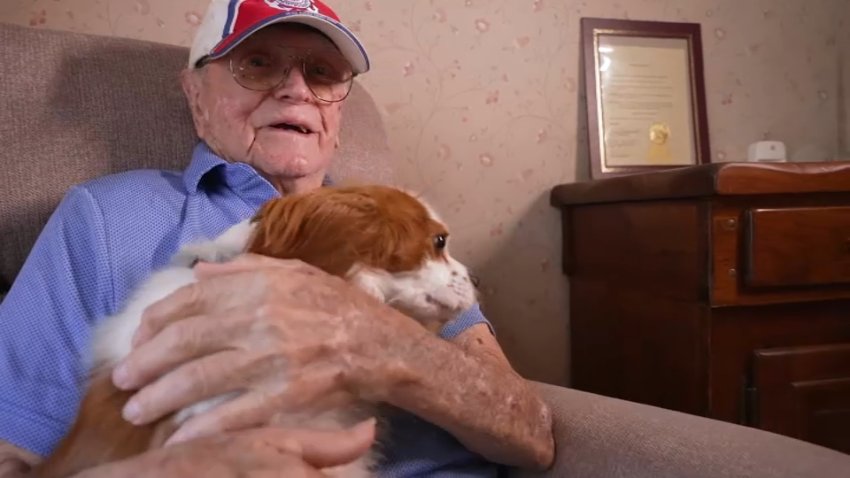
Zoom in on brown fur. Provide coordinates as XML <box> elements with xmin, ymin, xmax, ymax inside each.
<box><xmin>248</xmin><ymin>186</ymin><xmax>449</xmax><ymax>275</ymax></box>
<box><xmin>33</xmin><ymin>185</ymin><xmax>449</xmax><ymax>477</ymax></box>
<box><xmin>32</xmin><ymin>369</ymin><xmax>177</xmax><ymax>478</ymax></box>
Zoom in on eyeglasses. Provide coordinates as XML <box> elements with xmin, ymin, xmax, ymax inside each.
<box><xmin>226</xmin><ymin>46</ymin><xmax>355</xmax><ymax>103</ymax></box>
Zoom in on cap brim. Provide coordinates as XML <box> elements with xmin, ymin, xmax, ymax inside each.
<box><xmin>207</xmin><ymin>12</ymin><xmax>369</xmax><ymax>74</ymax></box>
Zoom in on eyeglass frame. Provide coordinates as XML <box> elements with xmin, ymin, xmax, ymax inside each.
<box><xmin>194</xmin><ymin>48</ymin><xmax>358</xmax><ymax>103</ymax></box>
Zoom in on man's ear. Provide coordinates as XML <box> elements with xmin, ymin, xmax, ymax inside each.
<box><xmin>180</xmin><ymin>68</ymin><xmax>206</xmax><ymax>138</ymax></box>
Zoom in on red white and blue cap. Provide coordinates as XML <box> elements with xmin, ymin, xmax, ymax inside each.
<box><xmin>189</xmin><ymin>0</ymin><xmax>370</xmax><ymax>74</ymax></box>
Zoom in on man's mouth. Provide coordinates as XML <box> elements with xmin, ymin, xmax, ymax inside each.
<box><xmin>270</xmin><ymin>122</ymin><xmax>313</xmax><ymax>135</ymax></box>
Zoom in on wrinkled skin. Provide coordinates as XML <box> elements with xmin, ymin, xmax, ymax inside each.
<box><xmin>180</xmin><ymin>24</ymin><xmax>344</xmax><ymax>195</ymax></box>
<box><xmin>71</xmin><ymin>419</ymin><xmax>377</xmax><ymax>478</ymax></box>
<box><xmin>115</xmin><ymin>255</ymin><xmax>555</xmax><ymax>469</ymax></box>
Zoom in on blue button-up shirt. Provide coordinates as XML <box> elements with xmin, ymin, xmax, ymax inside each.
<box><xmin>0</xmin><ymin>142</ymin><xmax>498</xmax><ymax>477</ymax></box>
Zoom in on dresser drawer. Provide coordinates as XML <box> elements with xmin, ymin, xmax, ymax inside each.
<box><xmin>744</xmin><ymin>207</ymin><xmax>850</xmax><ymax>288</ymax></box>
<box><xmin>752</xmin><ymin>343</ymin><xmax>850</xmax><ymax>453</ymax></box>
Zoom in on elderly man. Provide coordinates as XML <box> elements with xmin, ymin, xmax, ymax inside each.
<box><xmin>0</xmin><ymin>0</ymin><xmax>554</xmax><ymax>476</ymax></box>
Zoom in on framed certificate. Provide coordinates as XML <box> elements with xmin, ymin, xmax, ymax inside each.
<box><xmin>581</xmin><ymin>18</ymin><xmax>711</xmax><ymax>179</ymax></box>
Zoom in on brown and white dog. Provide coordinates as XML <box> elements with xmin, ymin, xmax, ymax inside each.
<box><xmin>34</xmin><ymin>185</ymin><xmax>478</xmax><ymax>478</ymax></box>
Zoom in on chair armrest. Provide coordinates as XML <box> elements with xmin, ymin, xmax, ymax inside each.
<box><xmin>508</xmin><ymin>382</ymin><xmax>850</xmax><ymax>478</ymax></box>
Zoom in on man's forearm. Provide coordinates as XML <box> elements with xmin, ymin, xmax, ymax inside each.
<box><xmin>379</xmin><ymin>325</ymin><xmax>555</xmax><ymax>470</ymax></box>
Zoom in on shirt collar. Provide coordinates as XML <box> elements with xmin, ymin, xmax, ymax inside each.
<box><xmin>183</xmin><ymin>141</ymin><xmax>230</xmax><ymax>194</ymax></box>
<box><xmin>182</xmin><ymin>141</ymin><xmax>334</xmax><ymax>196</ymax></box>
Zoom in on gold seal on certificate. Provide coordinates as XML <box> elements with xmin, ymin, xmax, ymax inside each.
<box><xmin>648</xmin><ymin>122</ymin><xmax>673</xmax><ymax>164</ymax></box>
<box><xmin>649</xmin><ymin>122</ymin><xmax>670</xmax><ymax>145</ymax></box>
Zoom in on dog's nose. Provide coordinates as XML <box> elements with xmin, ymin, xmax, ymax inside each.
<box><xmin>469</xmin><ymin>274</ymin><xmax>481</xmax><ymax>287</ymax></box>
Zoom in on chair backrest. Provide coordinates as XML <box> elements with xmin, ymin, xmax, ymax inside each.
<box><xmin>0</xmin><ymin>22</ymin><xmax>394</xmax><ymax>291</ymax></box>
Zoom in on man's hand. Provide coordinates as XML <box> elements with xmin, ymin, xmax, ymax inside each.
<box><xmin>0</xmin><ymin>441</ymin><xmax>39</xmax><ymax>478</ymax></box>
<box><xmin>110</xmin><ymin>253</ymin><xmax>554</xmax><ymax>470</ymax></box>
<box><xmin>72</xmin><ymin>419</ymin><xmax>376</xmax><ymax>478</ymax></box>
<box><xmin>112</xmin><ymin>254</ymin><xmax>427</xmax><ymax>445</ymax></box>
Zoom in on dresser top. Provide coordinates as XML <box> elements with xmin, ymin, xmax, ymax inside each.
<box><xmin>551</xmin><ymin>161</ymin><xmax>850</xmax><ymax>206</ymax></box>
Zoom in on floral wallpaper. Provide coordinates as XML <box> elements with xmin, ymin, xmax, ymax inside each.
<box><xmin>3</xmin><ymin>0</ymin><xmax>849</xmax><ymax>385</ymax></box>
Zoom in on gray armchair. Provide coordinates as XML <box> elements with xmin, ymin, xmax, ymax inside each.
<box><xmin>1</xmin><ymin>22</ymin><xmax>848</xmax><ymax>477</ymax></box>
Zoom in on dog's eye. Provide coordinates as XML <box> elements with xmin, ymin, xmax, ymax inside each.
<box><xmin>434</xmin><ymin>234</ymin><xmax>447</xmax><ymax>251</ymax></box>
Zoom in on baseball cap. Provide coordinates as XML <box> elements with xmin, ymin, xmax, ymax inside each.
<box><xmin>189</xmin><ymin>0</ymin><xmax>370</xmax><ymax>74</ymax></box>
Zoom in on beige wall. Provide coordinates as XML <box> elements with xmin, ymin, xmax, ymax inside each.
<box><xmin>3</xmin><ymin>0</ymin><xmax>848</xmax><ymax>386</ymax></box>
<box><xmin>840</xmin><ymin>2</ymin><xmax>850</xmax><ymax>158</ymax></box>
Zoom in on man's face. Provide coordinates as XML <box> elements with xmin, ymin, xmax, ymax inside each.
<box><xmin>182</xmin><ymin>24</ymin><xmax>350</xmax><ymax>193</ymax></box>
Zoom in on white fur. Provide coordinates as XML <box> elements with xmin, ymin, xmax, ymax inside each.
<box><xmin>93</xmin><ymin>220</ymin><xmax>256</xmax><ymax>368</ymax></box>
<box><xmin>345</xmin><ymin>189</ymin><xmax>477</xmax><ymax>328</ymax></box>
<box><xmin>92</xmin><ymin>266</ymin><xmax>197</xmax><ymax>368</ymax></box>
<box><xmin>348</xmin><ymin>256</ymin><xmax>476</xmax><ymax>330</ymax></box>
<box><xmin>170</xmin><ymin>219</ymin><xmax>255</xmax><ymax>267</ymax></box>
<box><xmin>88</xmin><ymin>203</ymin><xmax>476</xmax><ymax>477</ymax></box>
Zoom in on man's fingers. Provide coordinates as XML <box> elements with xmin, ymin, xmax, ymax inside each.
<box><xmin>222</xmin><ymin>421</ymin><xmax>377</xmax><ymax>470</ymax></box>
<box><xmin>132</xmin><ymin>272</ymin><xmax>260</xmax><ymax>348</ymax></box>
<box><xmin>193</xmin><ymin>253</ymin><xmax>298</xmax><ymax>279</ymax></box>
<box><xmin>166</xmin><ymin>410</ymin><xmax>377</xmax><ymax>469</ymax></box>
<box><xmin>165</xmin><ymin>368</ymin><xmax>346</xmax><ymax>445</ymax></box>
<box><xmin>297</xmin><ymin>418</ymin><xmax>377</xmax><ymax>468</ymax></box>
<box><xmin>77</xmin><ymin>424</ymin><xmax>366</xmax><ymax>478</ymax></box>
<box><xmin>244</xmin><ymin>469</ymin><xmax>324</xmax><ymax>478</ymax></box>
<box><xmin>223</xmin><ymin>420</ymin><xmax>378</xmax><ymax>469</ymax></box>
<box><xmin>122</xmin><ymin>349</ymin><xmax>252</xmax><ymax>425</ymax></box>
<box><xmin>164</xmin><ymin>388</ymin><xmax>282</xmax><ymax>446</ymax></box>
<box><xmin>299</xmin><ymin>389</ymin><xmax>357</xmax><ymax>415</ymax></box>
<box><xmin>131</xmin><ymin>281</ymin><xmax>207</xmax><ymax>348</ymax></box>
<box><xmin>114</xmin><ymin>313</ymin><xmax>242</xmax><ymax>390</ymax></box>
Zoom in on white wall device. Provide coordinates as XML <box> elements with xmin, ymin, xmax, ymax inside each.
<box><xmin>747</xmin><ymin>141</ymin><xmax>787</xmax><ymax>162</ymax></box>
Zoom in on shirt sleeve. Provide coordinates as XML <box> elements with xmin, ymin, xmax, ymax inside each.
<box><xmin>439</xmin><ymin>302</ymin><xmax>495</xmax><ymax>340</ymax></box>
<box><xmin>0</xmin><ymin>186</ymin><xmax>114</xmax><ymax>457</ymax></box>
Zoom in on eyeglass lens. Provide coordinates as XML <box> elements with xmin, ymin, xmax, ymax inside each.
<box><xmin>231</xmin><ymin>46</ymin><xmax>354</xmax><ymax>102</ymax></box>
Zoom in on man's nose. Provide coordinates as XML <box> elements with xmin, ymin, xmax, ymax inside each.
<box><xmin>271</xmin><ymin>63</ymin><xmax>313</xmax><ymax>102</ymax></box>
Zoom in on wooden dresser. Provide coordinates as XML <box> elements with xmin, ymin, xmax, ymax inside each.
<box><xmin>550</xmin><ymin>162</ymin><xmax>850</xmax><ymax>453</ymax></box>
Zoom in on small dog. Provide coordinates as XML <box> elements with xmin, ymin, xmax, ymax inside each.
<box><xmin>34</xmin><ymin>185</ymin><xmax>478</xmax><ymax>478</ymax></box>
